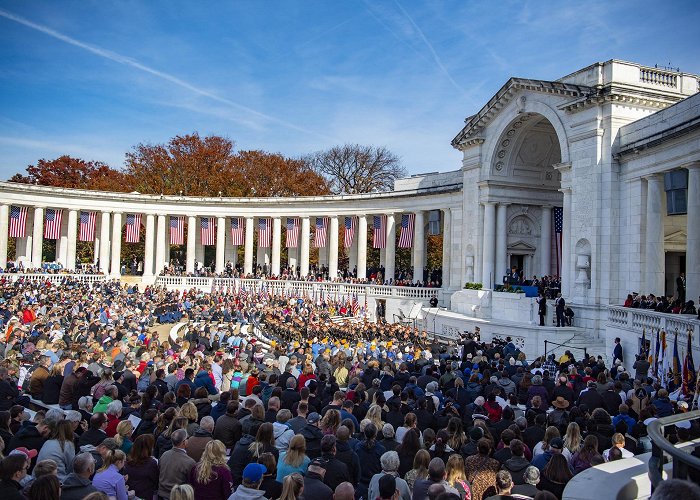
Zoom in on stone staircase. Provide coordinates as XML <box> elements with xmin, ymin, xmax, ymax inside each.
<box><xmin>546</xmin><ymin>327</ymin><xmax>608</xmax><ymax>364</ymax></box>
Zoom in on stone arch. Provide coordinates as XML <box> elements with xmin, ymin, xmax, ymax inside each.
<box><xmin>507</xmin><ymin>212</ymin><xmax>539</xmax><ymax>238</ymax></box>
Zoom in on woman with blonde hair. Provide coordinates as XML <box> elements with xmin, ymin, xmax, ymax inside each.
<box><xmin>277</xmin><ymin>434</ymin><xmax>310</xmax><ymax>481</ymax></box>
<box><xmin>113</xmin><ymin>420</ymin><xmax>134</xmax><ymax>454</ymax></box>
<box><xmin>445</xmin><ymin>454</ymin><xmax>472</xmax><ymax>499</ymax></box>
<box><xmin>366</xmin><ymin>404</ymin><xmax>384</xmax><ymax>430</ymax></box>
<box><xmin>332</xmin><ymin>352</ymin><xmax>349</xmax><ymax>388</ymax></box>
<box><xmin>403</xmin><ymin>449</ymin><xmax>430</xmax><ymax>490</ymax></box>
<box><xmin>92</xmin><ymin>449</ymin><xmax>132</xmax><ymax>500</ymax></box>
<box><xmin>321</xmin><ymin>409</ymin><xmax>341</xmax><ymax>436</ymax></box>
<box><xmin>279</xmin><ymin>472</ymin><xmax>304</xmax><ymax>500</ymax></box>
<box><xmin>534</xmin><ymin>426</ymin><xmax>561</xmax><ymax>457</ymax></box>
<box><xmin>179</xmin><ymin>401</ymin><xmax>199</xmax><ymax>436</ymax></box>
<box><xmin>170</xmin><ymin>484</ymin><xmax>195</xmax><ymax>500</ymax></box>
<box><xmin>188</xmin><ymin>440</ymin><xmax>232</xmax><ymax>500</ymax></box>
<box><xmin>563</xmin><ymin>422</ymin><xmax>583</xmax><ymax>455</ymax></box>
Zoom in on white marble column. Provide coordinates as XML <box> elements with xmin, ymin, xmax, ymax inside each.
<box><xmin>143</xmin><ymin>214</ymin><xmax>155</xmax><ymax>276</ymax></box>
<box><xmin>155</xmin><ymin>214</ymin><xmax>166</xmax><ymax>275</ymax></box>
<box><xmin>215</xmin><ymin>216</ymin><xmax>226</xmax><ymax>273</ymax></box>
<box><xmin>56</xmin><ymin>215</ymin><xmax>69</xmax><ymax>267</ymax></box>
<box><xmin>0</xmin><ymin>204</ymin><xmax>8</xmax><ymax>269</ymax></box>
<box><xmin>349</xmin><ymin>230</ymin><xmax>358</xmax><ymax>274</ymax></box>
<box><xmin>111</xmin><ymin>213</ymin><xmax>122</xmax><ymax>276</ymax></box>
<box><xmin>288</xmin><ymin>246</ymin><xmax>298</xmax><ymax>273</ymax></box>
<box><xmin>540</xmin><ymin>205</ymin><xmax>552</xmax><ymax>277</ymax></box>
<box><xmin>561</xmin><ymin>189</ymin><xmax>573</xmax><ymax>296</ymax></box>
<box><xmin>385</xmin><ymin>214</ymin><xmax>396</xmax><ymax>283</ymax></box>
<box><xmin>271</xmin><ymin>217</ymin><xmax>281</xmax><ymax>276</ymax></box>
<box><xmin>186</xmin><ymin>216</ymin><xmax>196</xmax><ymax>273</ymax></box>
<box><xmin>300</xmin><ymin>217</ymin><xmax>310</xmax><ymax>277</ymax></box>
<box><xmin>357</xmin><ymin>215</ymin><xmax>367</xmax><ymax>279</ymax></box>
<box><xmin>685</xmin><ymin>165</ymin><xmax>700</xmax><ymax>303</ymax></box>
<box><xmin>32</xmin><ymin>207</ymin><xmax>44</xmax><ymax>268</ymax></box>
<box><xmin>442</xmin><ymin>208</ymin><xmax>452</xmax><ymax>289</ymax></box>
<box><xmin>482</xmin><ymin>202</ymin><xmax>496</xmax><ymax>288</ymax></box>
<box><xmin>99</xmin><ymin>212</ymin><xmax>111</xmax><ymax>274</ymax></box>
<box><xmin>66</xmin><ymin>209</ymin><xmax>78</xmax><ymax>270</ymax></box>
<box><xmin>328</xmin><ymin>216</ymin><xmax>339</xmax><ymax>279</ymax></box>
<box><xmin>496</xmin><ymin>203</ymin><xmax>509</xmax><ymax>283</ymax></box>
<box><xmin>645</xmin><ymin>175</ymin><xmax>665</xmax><ymax>296</ymax></box>
<box><xmin>244</xmin><ymin>217</ymin><xmax>254</xmax><ymax>274</ymax></box>
<box><xmin>412</xmin><ymin>211</ymin><xmax>425</xmax><ymax>284</ymax></box>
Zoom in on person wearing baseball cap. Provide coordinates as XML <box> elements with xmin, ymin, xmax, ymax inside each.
<box><xmin>228</xmin><ymin>463</ymin><xmax>268</xmax><ymax>500</ymax></box>
<box><xmin>532</xmin><ymin>437</ymin><xmax>564</xmax><ymax>471</ymax></box>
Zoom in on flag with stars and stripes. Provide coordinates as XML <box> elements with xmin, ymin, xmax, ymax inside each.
<box><xmin>258</xmin><ymin>218</ymin><xmax>271</xmax><ymax>247</ymax></box>
<box><xmin>344</xmin><ymin>216</ymin><xmax>356</xmax><ymax>248</ymax></box>
<box><xmin>313</xmin><ymin>217</ymin><xmax>328</xmax><ymax>248</ymax></box>
<box><xmin>230</xmin><ymin>217</ymin><xmax>244</xmax><ymax>246</ymax></box>
<box><xmin>44</xmin><ymin>208</ymin><xmax>62</xmax><ymax>240</ymax></box>
<box><xmin>398</xmin><ymin>213</ymin><xmax>415</xmax><ymax>248</ymax></box>
<box><xmin>286</xmin><ymin>218</ymin><xmax>299</xmax><ymax>248</ymax></box>
<box><xmin>373</xmin><ymin>215</ymin><xmax>386</xmax><ymax>248</ymax></box>
<box><xmin>553</xmin><ymin>207</ymin><xmax>563</xmax><ymax>276</ymax></box>
<box><xmin>125</xmin><ymin>213</ymin><xmax>142</xmax><ymax>243</ymax></box>
<box><xmin>9</xmin><ymin>206</ymin><xmax>28</xmax><ymax>238</ymax></box>
<box><xmin>352</xmin><ymin>294</ymin><xmax>360</xmax><ymax>316</ymax></box>
<box><xmin>200</xmin><ymin>217</ymin><xmax>215</xmax><ymax>246</ymax></box>
<box><xmin>683</xmin><ymin>331</ymin><xmax>696</xmax><ymax>396</ymax></box>
<box><xmin>79</xmin><ymin>211</ymin><xmax>96</xmax><ymax>242</ymax></box>
<box><xmin>170</xmin><ymin>216</ymin><xmax>184</xmax><ymax>245</ymax></box>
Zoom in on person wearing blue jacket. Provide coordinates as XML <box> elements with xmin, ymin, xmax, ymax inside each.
<box><xmin>194</xmin><ymin>369</ymin><xmax>218</xmax><ymax>395</ymax></box>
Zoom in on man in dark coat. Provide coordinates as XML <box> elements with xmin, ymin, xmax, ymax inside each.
<box><xmin>299</xmin><ymin>413</ymin><xmax>324</xmax><ymax>459</ymax></box>
<box><xmin>612</xmin><ymin>338</ymin><xmax>623</xmax><ymax>366</ymax></box>
<box><xmin>302</xmin><ymin>459</ymin><xmax>334</xmax><ymax>500</ymax></box>
<box><xmin>319</xmin><ymin>435</ymin><xmax>351</xmax><ymax>491</ymax></box>
<box><xmin>0</xmin><ymin>367</ymin><xmax>19</xmax><ymax>411</ymax></box>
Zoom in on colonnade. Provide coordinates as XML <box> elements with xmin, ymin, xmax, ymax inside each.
<box><xmin>644</xmin><ymin>166</ymin><xmax>700</xmax><ymax>302</ymax></box>
<box><xmin>0</xmin><ymin>205</ymin><xmax>453</xmax><ymax>284</ymax></box>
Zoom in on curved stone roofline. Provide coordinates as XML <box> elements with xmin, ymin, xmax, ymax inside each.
<box><xmin>0</xmin><ymin>179</ymin><xmax>462</xmax><ymax>204</ymax></box>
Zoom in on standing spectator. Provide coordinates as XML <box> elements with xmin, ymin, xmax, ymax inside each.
<box><xmin>158</xmin><ymin>429</ymin><xmax>195</xmax><ymax>500</ymax></box>
<box><xmin>123</xmin><ymin>434</ymin><xmax>159</xmax><ymax>500</ymax></box>
<box><xmin>229</xmin><ymin>463</ymin><xmax>269</xmax><ymax>500</ymax></box>
<box><xmin>464</xmin><ymin>439</ymin><xmax>500</xmax><ymax>500</ymax></box>
<box><xmin>213</xmin><ymin>401</ymin><xmax>242</xmax><ymax>450</ymax></box>
<box><xmin>188</xmin><ymin>440</ymin><xmax>232</xmax><ymax>500</ymax></box>
<box><xmin>0</xmin><ymin>453</ymin><xmax>29</xmax><ymax>500</ymax></box>
<box><xmin>186</xmin><ymin>416</ymin><xmax>214</xmax><ymax>462</ymax></box>
<box><xmin>537</xmin><ymin>454</ymin><xmax>573</xmax><ymax>498</ymax></box>
<box><xmin>354</xmin><ymin>422</ymin><xmax>385</xmax><ymax>500</ymax></box>
<box><xmin>277</xmin><ymin>434</ymin><xmax>310</xmax><ymax>481</ymax></box>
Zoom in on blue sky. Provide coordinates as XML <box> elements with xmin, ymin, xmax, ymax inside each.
<box><xmin>1</xmin><ymin>1</ymin><xmax>699</xmax><ymax>179</ymax></box>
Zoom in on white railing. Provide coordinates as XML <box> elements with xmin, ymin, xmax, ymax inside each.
<box><xmin>155</xmin><ymin>276</ymin><xmax>443</xmax><ymax>301</ymax></box>
<box><xmin>1</xmin><ymin>273</ymin><xmax>108</xmax><ymax>284</ymax></box>
<box><xmin>639</xmin><ymin>68</ymin><xmax>678</xmax><ymax>88</ymax></box>
<box><xmin>607</xmin><ymin>305</ymin><xmax>700</xmax><ymax>342</ymax></box>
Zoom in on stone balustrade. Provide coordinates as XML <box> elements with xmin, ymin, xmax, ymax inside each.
<box><xmin>155</xmin><ymin>275</ymin><xmax>442</xmax><ymax>302</ymax></box>
<box><xmin>1</xmin><ymin>273</ymin><xmax>108</xmax><ymax>284</ymax></box>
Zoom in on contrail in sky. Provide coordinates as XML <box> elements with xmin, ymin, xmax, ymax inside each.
<box><xmin>0</xmin><ymin>8</ymin><xmax>336</xmax><ymax>141</ymax></box>
<box><xmin>393</xmin><ymin>1</ymin><xmax>466</xmax><ymax>96</ymax></box>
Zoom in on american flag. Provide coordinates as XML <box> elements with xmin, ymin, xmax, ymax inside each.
<box><xmin>170</xmin><ymin>216</ymin><xmax>184</xmax><ymax>245</ymax></box>
<box><xmin>8</xmin><ymin>206</ymin><xmax>27</xmax><ymax>238</ymax></box>
<box><xmin>79</xmin><ymin>211</ymin><xmax>96</xmax><ymax>242</ymax></box>
<box><xmin>682</xmin><ymin>331</ymin><xmax>696</xmax><ymax>396</ymax></box>
<box><xmin>125</xmin><ymin>213</ymin><xmax>142</xmax><ymax>243</ymax></box>
<box><xmin>313</xmin><ymin>217</ymin><xmax>328</xmax><ymax>248</ymax></box>
<box><xmin>398</xmin><ymin>213</ymin><xmax>415</xmax><ymax>248</ymax></box>
<box><xmin>258</xmin><ymin>218</ymin><xmax>271</xmax><ymax>247</ymax></box>
<box><xmin>43</xmin><ymin>208</ymin><xmax>62</xmax><ymax>240</ymax></box>
<box><xmin>201</xmin><ymin>217</ymin><xmax>215</xmax><ymax>246</ymax></box>
<box><xmin>553</xmin><ymin>207</ymin><xmax>563</xmax><ymax>276</ymax></box>
<box><xmin>240</xmin><ymin>285</ymin><xmax>249</xmax><ymax>302</ymax></box>
<box><xmin>373</xmin><ymin>215</ymin><xmax>386</xmax><ymax>248</ymax></box>
<box><xmin>343</xmin><ymin>216</ymin><xmax>355</xmax><ymax>248</ymax></box>
<box><xmin>351</xmin><ymin>294</ymin><xmax>360</xmax><ymax>316</ymax></box>
<box><xmin>231</xmin><ymin>218</ymin><xmax>245</xmax><ymax>245</ymax></box>
<box><xmin>286</xmin><ymin>218</ymin><xmax>299</xmax><ymax>248</ymax></box>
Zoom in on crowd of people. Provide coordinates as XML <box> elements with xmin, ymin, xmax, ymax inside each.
<box><xmin>0</xmin><ymin>274</ymin><xmax>697</xmax><ymax>500</ymax></box>
<box><xmin>159</xmin><ymin>260</ymin><xmax>445</xmax><ymax>288</ymax></box>
<box><xmin>624</xmin><ymin>292</ymin><xmax>699</xmax><ymax>318</ymax></box>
